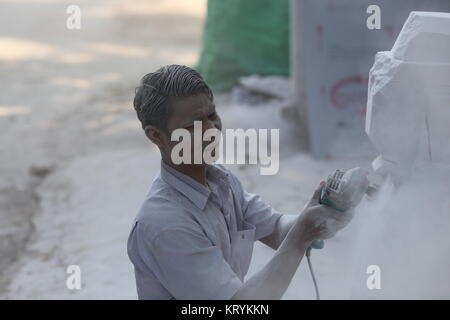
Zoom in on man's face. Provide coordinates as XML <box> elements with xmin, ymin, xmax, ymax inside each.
<box><xmin>162</xmin><ymin>93</ymin><xmax>222</xmax><ymax>164</ymax></box>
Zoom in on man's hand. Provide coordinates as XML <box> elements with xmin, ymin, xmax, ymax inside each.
<box><xmin>296</xmin><ymin>182</ymin><xmax>355</xmax><ymax>243</ymax></box>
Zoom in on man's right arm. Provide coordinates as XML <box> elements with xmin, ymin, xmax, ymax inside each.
<box><xmin>231</xmin><ymin>214</ymin><xmax>310</xmax><ymax>300</ymax></box>
<box><xmin>231</xmin><ymin>183</ymin><xmax>354</xmax><ymax>300</ymax></box>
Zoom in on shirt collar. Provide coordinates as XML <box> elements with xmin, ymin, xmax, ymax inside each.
<box><xmin>160</xmin><ymin>161</ymin><xmax>211</xmax><ymax>210</ymax></box>
<box><xmin>160</xmin><ymin>161</ymin><xmax>230</xmax><ymax>210</ymax></box>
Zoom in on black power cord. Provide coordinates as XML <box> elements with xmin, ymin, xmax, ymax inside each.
<box><xmin>305</xmin><ymin>246</ymin><xmax>320</xmax><ymax>300</ymax></box>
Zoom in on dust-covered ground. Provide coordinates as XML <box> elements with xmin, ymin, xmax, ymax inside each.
<box><xmin>0</xmin><ymin>0</ymin><xmax>208</xmax><ymax>298</ymax></box>
<box><xmin>1</xmin><ymin>0</ymin><xmax>448</xmax><ymax>300</ymax></box>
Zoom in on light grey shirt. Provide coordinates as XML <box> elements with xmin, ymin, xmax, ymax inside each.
<box><xmin>127</xmin><ymin>161</ymin><xmax>282</xmax><ymax>300</ymax></box>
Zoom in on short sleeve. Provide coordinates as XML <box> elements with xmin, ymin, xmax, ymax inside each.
<box><xmin>241</xmin><ymin>189</ymin><xmax>283</xmax><ymax>240</ymax></box>
<box><xmin>138</xmin><ymin>224</ymin><xmax>242</xmax><ymax>300</ymax></box>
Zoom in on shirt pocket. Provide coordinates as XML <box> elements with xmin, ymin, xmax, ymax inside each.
<box><xmin>230</xmin><ymin>221</ymin><xmax>255</xmax><ymax>280</ymax></box>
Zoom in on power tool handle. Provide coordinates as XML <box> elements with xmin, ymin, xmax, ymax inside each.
<box><xmin>310</xmin><ymin>188</ymin><xmax>328</xmax><ymax>250</ymax></box>
<box><xmin>311</xmin><ymin>239</ymin><xmax>325</xmax><ymax>249</ymax></box>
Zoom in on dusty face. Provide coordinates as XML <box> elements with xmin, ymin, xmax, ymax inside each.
<box><xmin>161</xmin><ymin>93</ymin><xmax>222</xmax><ymax>164</ymax></box>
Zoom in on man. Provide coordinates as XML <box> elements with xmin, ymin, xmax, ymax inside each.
<box><xmin>127</xmin><ymin>65</ymin><xmax>353</xmax><ymax>300</ymax></box>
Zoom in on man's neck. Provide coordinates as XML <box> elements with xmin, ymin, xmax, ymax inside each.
<box><xmin>162</xmin><ymin>159</ymin><xmax>208</xmax><ymax>186</ymax></box>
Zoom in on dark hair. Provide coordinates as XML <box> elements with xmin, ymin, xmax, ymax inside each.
<box><xmin>133</xmin><ymin>65</ymin><xmax>213</xmax><ymax>131</ymax></box>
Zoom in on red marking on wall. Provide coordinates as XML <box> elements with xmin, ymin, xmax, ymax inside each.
<box><xmin>330</xmin><ymin>75</ymin><xmax>368</xmax><ymax>116</ymax></box>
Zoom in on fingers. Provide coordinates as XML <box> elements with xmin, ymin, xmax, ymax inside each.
<box><xmin>300</xmin><ymin>180</ymin><xmax>356</xmax><ymax>241</ymax></box>
<box><xmin>309</xmin><ymin>205</ymin><xmax>354</xmax><ymax>239</ymax></box>
<box><xmin>325</xmin><ymin>207</ymin><xmax>354</xmax><ymax>232</ymax></box>
<box><xmin>316</xmin><ymin>204</ymin><xmax>340</xmax><ymax>218</ymax></box>
<box><xmin>317</xmin><ymin>204</ymin><xmax>353</xmax><ymax>221</ymax></box>
<box><xmin>307</xmin><ymin>181</ymin><xmax>325</xmax><ymax>207</ymax></box>
<box><xmin>314</xmin><ymin>181</ymin><xmax>325</xmax><ymax>199</ymax></box>
<box><xmin>320</xmin><ymin>229</ymin><xmax>338</xmax><ymax>240</ymax></box>
<box><xmin>340</xmin><ymin>208</ymin><xmax>355</xmax><ymax>223</ymax></box>
<box><xmin>309</xmin><ymin>214</ymin><xmax>338</xmax><ymax>240</ymax></box>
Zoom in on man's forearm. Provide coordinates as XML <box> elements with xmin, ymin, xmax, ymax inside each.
<box><xmin>260</xmin><ymin>214</ymin><xmax>298</xmax><ymax>250</ymax></box>
<box><xmin>231</xmin><ymin>217</ymin><xmax>310</xmax><ymax>300</ymax></box>
<box><xmin>274</xmin><ymin>214</ymin><xmax>298</xmax><ymax>249</ymax></box>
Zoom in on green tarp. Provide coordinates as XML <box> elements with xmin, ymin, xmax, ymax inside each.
<box><xmin>196</xmin><ymin>0</ymin><xmax>290</xmax><ymax>92</ymax></box>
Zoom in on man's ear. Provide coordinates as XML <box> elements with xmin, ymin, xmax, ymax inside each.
<box><xmin>144</xmin><ymin>125</ymin><xmax>167</xmax><ymax>148</ymax></box>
